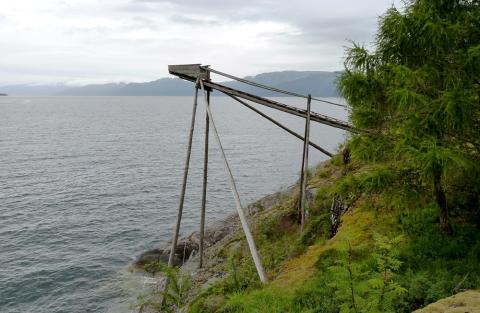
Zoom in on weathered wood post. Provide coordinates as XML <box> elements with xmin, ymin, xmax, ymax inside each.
<box><xmin>199</xmin><ymin>80</ymin><xmax>267</xmax><ymax>283</ymax></box>
<box><xmin>299</xmin><ymin>94</ymin><xmax>312</xmax><ymax>233</ymax></box>
<box><xmin>167</xmin><ymin>78</ymin><xmax>200</xmax><ymax>267</ymax></box>
<box><xmin>199</xmin><ymin>86</ymin><xmax>210</xmax><ymax>268</ymax></box>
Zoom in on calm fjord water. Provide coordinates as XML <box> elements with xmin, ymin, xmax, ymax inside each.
<box><xmin>0</xmin><ymin>96</ymin><xmax>347</xmax><ymax>313</ymax></box>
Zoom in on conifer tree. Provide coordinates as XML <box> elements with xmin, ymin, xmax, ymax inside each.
<box><xmin>339</xmin><ymin>0</ymin><xmax>480</xmax><ymax>233</ymax></box>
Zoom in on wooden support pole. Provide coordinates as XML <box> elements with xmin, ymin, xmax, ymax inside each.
<box><xmin>298</xmin><ymin>158</ymin><xmax>306</xmax><ymax>228</ymax></box>
<box><xmin>299</xmin><ymin>95</ymin><xmax>312</xmax><ymax>233</ymax></box>
<box><xmin>167</xmin><ymin>81</ymin><xmax>199</xmax><ymax>267</ymax></box>
<box><xmin>199</xmin><ymin>89</ymin><xmax>210</xmax><ymax>268</ymax></box>
<box><xmin>225</xmin><ymin>93</ymin><xmax>332</xmax><ymax>157</ymax></box>
<box><xmin>199</xmin><ymin>80</ymin><xmax>267</xmax><ymax>283</ymax></box>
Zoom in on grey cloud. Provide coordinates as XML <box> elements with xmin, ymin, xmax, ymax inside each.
<box><xmin>296</xmin><ymin>17</ymin><xmax>378</xmax><ymax>43</ymax></box>
<box><xmin>169</xmin><ymin>14</ymin><xmax>221</xmax><ymax>26</ymax></box>
<box><xmin>129</xmin><ymin>0</ymin><xmax>386</xmax><ymax>45</ymax></box>
<box><xmin>130</xmin><ymin>16</ymin><xmax>161</xmax><ymax>30</ymax></box>
<box><xmin>0</xmin><ymin>0</ymin><xmax>401</xmax><ymax>84</ymax></box>
<box><xmin>134</xmin><ymin>0</ymin><xmax>265</xmax><ymax>9</ymax></box>
<box><xmin>118</xmin><ymin>1</ymin><xmax>175</xmax><ymax>13</ymax></box>
<box><xmin>131</xmin><ymin>0</ymin><xmax>271</xmax><ymax>20</ymax></box>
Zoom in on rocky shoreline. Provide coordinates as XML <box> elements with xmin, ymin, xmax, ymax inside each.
<box><xmin>133</xmin><ymin>183</ymin><xmax>302</xmax><ymax>305</ymax></box>
<box><xmin>136</xmin><ymin>183</ymin><xmax>297</xmax><ymax>266</ymax></box>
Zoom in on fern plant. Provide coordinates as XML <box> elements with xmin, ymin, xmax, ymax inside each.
<box><xmin>138</xmin><ymin>261</ymin><xmax>191</xmax><ymax>313</ymax></box>
<box><xmin>367</xmin><ymin>233</ymin><xmax>407</xmax><ymax>313</ymax></box>
<box><xmin>160</xmin><ymin>265</ymin><xmax>191</xmax><ymax>311</ymax></box>
<box><xmin>328</xmin><ymin>242</ymin><xmax>370</xmax><ymax>313</ymax></box>
<box><xmin>329</xmin><ymin>235</ymin><xmax>406</xmax><ymax>313</ymax></box>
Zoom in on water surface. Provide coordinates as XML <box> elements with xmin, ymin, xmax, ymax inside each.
<box><xmin>0</xmin><ymin>96</ymin><xmax>347</xmax><ymax>313</ymax></box>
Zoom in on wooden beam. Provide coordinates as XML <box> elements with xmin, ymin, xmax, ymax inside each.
<box><xmin>202</xmin><ymin>80</ymin><xmax>356</xmax><ymax>132</ymax></box>
<box><xmin>168</xmin><ymin>64</ymin><xmax>210</xmax><ymax>81</ymax></box>
<box><xmin>226</xmin><ymin>94</ymin><xmax>333</xmax><ymax>157</ymax></box>
<box><xmin>199</xmin><ymin>89</ymin><xmax>210</xmax><ymax>269</ymax></box>
<box><xmin>299</xmin><ymin>95</ymin><xmax>311</xmax><ymax>233</ymax></box>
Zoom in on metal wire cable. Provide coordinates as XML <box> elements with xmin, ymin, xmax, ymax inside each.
<box><xmin>201</xmin><ymin>66</ymin><xmax>348</xmax><ymax>109</ymax></box>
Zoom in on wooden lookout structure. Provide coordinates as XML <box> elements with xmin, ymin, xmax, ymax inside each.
<box><xmin>166</xmin><ymin>64</ymin><xmax>356</xmax><ymax>283</ymax></box>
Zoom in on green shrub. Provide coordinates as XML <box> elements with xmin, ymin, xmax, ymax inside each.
<box><xmin>137</xmin><ymin>261</ymin><xmax>191</xmax><ymax>313</ymax></box>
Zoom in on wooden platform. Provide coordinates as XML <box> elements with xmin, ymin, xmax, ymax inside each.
<box><xmin>168</xmin><ymin>64</ymin><xmax>210</xmax><ymax>82</ymax></box>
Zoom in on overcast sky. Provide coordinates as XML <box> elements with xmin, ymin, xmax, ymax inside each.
<box><xmin>0</xmin><ymin>0</ymin><xmax>401</xmax><ymax>85</ymax></box>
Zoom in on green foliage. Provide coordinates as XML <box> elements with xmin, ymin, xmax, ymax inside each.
<box><xmin>224</xmin><ymin>256</ymin><xmax>261</xmax><ymax>293</ymax></box>
<box><xmin>299</xmin><ymin>214</ymin><xmax>330</xmax><ymax>246</ymax></box>
<box><xmin>360</xmin><ymin>167</ymin><xmax>395</xmax><ymax>193</ymax></box>
<box><xmin>137</xmin><ymin>261</ymin><xmax>191</xmax><ymax>313</ymax></box>
<box><xmin>292</xmin><ymin>275</ymin><xmax>339</xmax><ymax>313</ymax></box>
<box><xmin>328</xmin><ymin>242</ymin><xmax>371</xmax><ymax>313</ymax></box>
<box><xmin>298</xmin><ymin>187</ymin><xmax>333</xmax><ymax>245</ymax></box>
<box><xmin>348</xmin><ymin>135</ymin><xmax>393</xmax><ymax>163</ymax></box>
<box><xmin>188</xmin><ymin>294</ymin><xmax>226</xmax><ymax>313</ymax></box>
<box><xmin>255</xmin><ymin>213</ymin><xmax>301</xmax><ymax>272</ymax></box>
<box><xmin>332</xmin><ymin>165</ymin><xmax>396</xmax><ymax>205</ymax></box>
<box><xmin>188</xmin><ymin>173</ymin><xmax>480</xmax><ymax>313</ymax></box>
<box><xmin>188</xmin><ymin>206</ymin><xmax>302</xmax><ymax>313</ymax></box>
<box><xmin>161</xmin><ymin>266</ymin><xmax>191</xmax><ymax>310</ymax></box>
<box><xmin>395</xmin><ymin>205</ymin><xmax>480</xmax><ymax>311</ymax></box>
<box><xmin>369</xmin><ymin>234</ymin><xmax>407</xmax><ymax>312</ymax></box>
<box><xmin>328</xmin><ymin>236</ymin><xmax>406</xmax><ymax>313</ymax></box>
<box><xmin>221</xmin><ymin>288</ymin><xmax>293</xmax><ymax>313</ymax></box>
<box><xmin>144</xmin><ymin>260</ymin><xmax>165</xmax><ymax>276</ymax></box>
<box><xmin>339</xmin><ymin>0</ymin><xmax>480</xmax><ymax>233</ymax></box>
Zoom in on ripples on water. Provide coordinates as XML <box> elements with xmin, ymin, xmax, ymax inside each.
<box><xmin>0</xmin><ymin>96</ymin><xmax>347</xmax><ymax>313</ymax></box>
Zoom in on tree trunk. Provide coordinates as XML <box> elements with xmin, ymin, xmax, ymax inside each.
<box><xmin>434</xmin><ymin>172</ymin><xmax>452</xmax><ymax>235</ymax></box>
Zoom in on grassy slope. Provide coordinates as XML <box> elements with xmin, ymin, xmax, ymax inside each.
<box><xmin>185</xmin><ymin>155</ymin><xmax>480</xmax><ymax>313</ymax></box>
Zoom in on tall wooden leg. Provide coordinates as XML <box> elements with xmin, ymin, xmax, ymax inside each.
<box><xmin>199</xmin><ymin>80</ymin><xmax>267</xmax><ymax>283</ymax></box>
<box><xmin>300</xmin><ymin>95</ymin><xmax>312</xmax><ymax>233</ymax></box>
<box><xmin>298</xmin><ymin>145</ymin><xmax>307</xmax><ymax>224</ymax></box>
<box><xmin>199</xmin><ymin>91</ymin><xmax>210</xmax><ymax>268</ymax></box>
<box><xmin>167</xmin><ymin>84</ymin><xmax>199</xmax><ymax>267</ymax></box>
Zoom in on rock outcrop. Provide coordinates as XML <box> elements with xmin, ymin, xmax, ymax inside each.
<box><xmin>413</xmin><ymin>290</ymin><xmax>480</xmax><ymax>313</ymax></box>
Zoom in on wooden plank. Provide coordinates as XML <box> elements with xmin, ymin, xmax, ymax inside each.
<box><xmin>201</xmin><ymin>80</ymin><xmax>357</xmax><ymax>132</ymax></box>
<box><xmin>168</xmin><ymin>64</ymin><xmax>210</xmax><ymax>81</ymax></box>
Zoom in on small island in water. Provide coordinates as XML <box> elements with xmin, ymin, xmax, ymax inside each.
<box><xmin>0</xmin><ymin>93</ymin><xmax>8</xmax><ymax>96</ymax></box>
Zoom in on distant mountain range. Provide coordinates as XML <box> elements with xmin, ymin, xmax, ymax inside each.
<box><xmin>0</xmin><ymin>70</ymin><xmax>342</xmax><ymax>97</ymax></box>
